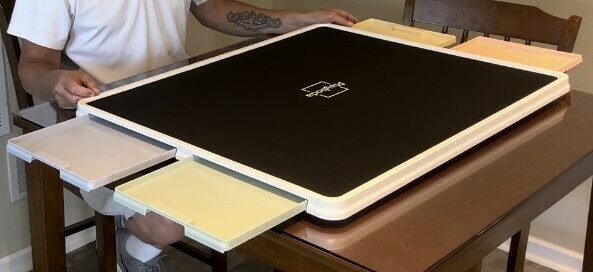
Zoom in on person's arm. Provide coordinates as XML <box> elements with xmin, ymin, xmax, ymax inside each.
<box><xmin>18</xmin><ymin>40</ymin><xmax>101</xmax><ymax>109</ymax></box>
<box><xmin>190</xmin><ymin>0</ymin><xmax>358</xmax><ymax>37</ymax></box>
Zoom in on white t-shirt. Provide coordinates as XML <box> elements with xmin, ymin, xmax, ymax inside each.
<box><xmin>8</xmin><ymin>0</ymin><xmax>207</xmax><ymax>84</ymax></box>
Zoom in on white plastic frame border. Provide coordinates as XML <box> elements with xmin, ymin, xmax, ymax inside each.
<box><xmin>77</xmin><ymin>24</ymin><xmax>570</xmax><ymax>221</ymax></box>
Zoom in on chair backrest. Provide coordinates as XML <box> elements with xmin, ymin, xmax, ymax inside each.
<box><xmin>1</xmin><ymin>0</ymin><xmax>33</xmax><ymax>110</ymax></box>
<box><xmin>402</xmin><ymin>0</ymin><xmax>582</xmax><ymax>52</ymax></box>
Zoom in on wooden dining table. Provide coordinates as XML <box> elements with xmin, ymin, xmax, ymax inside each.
<box><xmin>12</xmin><ymin>34</ymin><xmax>592</xmax><ymax>272</ymax></box>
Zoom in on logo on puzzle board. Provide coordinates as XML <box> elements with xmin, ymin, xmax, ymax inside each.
<box><xmin>302</xmin><ymin>81</ymin><xmax>349</xmax><ymax>98</ymax></box>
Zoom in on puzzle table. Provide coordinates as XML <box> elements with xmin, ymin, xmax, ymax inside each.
<box><xmin>9</xmin><ymin>24</ymin><xmax>591</xmax><ymax>271</ymax></box>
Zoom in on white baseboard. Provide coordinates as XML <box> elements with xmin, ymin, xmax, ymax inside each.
<box><xmin>0</xmin><ymin>247</ymin><xmax>31</xmax><ymax>272</ymax></box>
<box><xmin>0</xmin><ymin>227</ymin><xmax>96</xmax><ymax>272</ymax></box>
<box><xmin>65</xmin><ymin>226</ymin><xmax>97</xmax><ymax>253</ymax></box>
<box><xmin>499</xmin><ymin>236</ymin><xmax>584</xmax><ymax>272</ymax></box>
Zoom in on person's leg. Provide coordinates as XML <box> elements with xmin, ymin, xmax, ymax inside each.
<box><xmin>81</xmin><ymin>187</ymin><xmax>184</xmax><ymax>248</ymax></box>
<box><xmin>116</xmin><ymin>212</ymin><xmax>184</xmax><ymax>271</ymax></box>
<box><xmin>124</xmin><ymin>212</ymin><xmax>185</xmax><ymax>249</ymax></box>
<box><xmin>82</xmin><ymin>188</ymin><xmax>184</xmax><ymax>270</ymax></box>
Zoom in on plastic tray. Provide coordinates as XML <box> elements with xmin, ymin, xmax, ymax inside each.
<box><xmin>452</xmin><ymin>36</ymin><xmax>582</xmax><ymax>72</ymax></box>
<box><xmin>114</xmin><ymin>157</ymin><xmax>306</xmax><ymax>252</ymax></box>
<box><xmin>353</xmin><ymin>18</ymin><xmax>456</xmax><ymax>47</ymax></box>
<box><xmin>7</xmin><ymin>115</ymin><xmax>176</xmax><ymax>191</ymax></box>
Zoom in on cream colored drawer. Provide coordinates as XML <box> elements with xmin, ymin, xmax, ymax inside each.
<box><xmin>352</xmin><ymin>18</ymin><xmax>457</xmax><ymax>47</ymax></box>
<box><xmin>114</xmin><ymin>157</ymin><xmax>307</xmax><ymax>252</ymax></box>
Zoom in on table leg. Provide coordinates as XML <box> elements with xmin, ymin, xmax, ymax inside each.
<box><xmin>96</xmin><ymin>212</ymin><xmax>117</xmax><ymax>272</ymax></box>
<box><xmin>26</xmin><ymin>160</ymin><xmax>66</xmax><ymax>271</ymax></box>
<box><xmin>507</xmin><ymin>224</ymin><xmax>530</xmax><ymax>272</ymax></box>
<box><xmin>584</xmin><ymin>180</ymin><xmax>593</xmax><ymax>272</ymax></box>
<box><xmin>467</xmin><ymin>261</ymin><xmax>482</xmax><ymax>272</ymax></box>
<box><xmin>211</xmin><ymin>250</ymin><xmax>228</xmax><ymax>272</ymax></box>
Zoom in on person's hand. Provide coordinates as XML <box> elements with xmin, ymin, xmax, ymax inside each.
<box><xmin>51</xmin><ymin>70</ymin><xmax>101</xmax><ymax>109</ymax></box>
<box><xmin>304</xmin><ymin>8</ymin><xmax>359</xmax><ymax>27</ymax></box>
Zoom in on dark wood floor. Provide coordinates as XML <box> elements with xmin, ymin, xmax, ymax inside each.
<box><xmin>63</xmin><ymin>240</ymin><xmax>556</xmax><ymax>272</ymax></box>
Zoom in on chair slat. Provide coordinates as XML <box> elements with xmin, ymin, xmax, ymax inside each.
<box><xmin>402</xmin><ymin>0</ymin><xmax>582</xmax><ymax>52</ymax></box>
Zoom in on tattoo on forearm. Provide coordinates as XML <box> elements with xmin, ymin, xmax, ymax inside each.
<box><xmin>227</xmin><ymin>11</ymin><xmax>282</xmax><ymax>32</ymax></box>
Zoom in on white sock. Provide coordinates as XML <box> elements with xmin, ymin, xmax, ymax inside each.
<box><xmin>119</xmin><ymin>214</ymin><xmax>126</xmax><ymax>229</ymax></box>
<box><xmin>122</xmin><ymin>208</ymin><xmax>135</xmax><ymax>221</ymax></box>
<box><xmin>80</xmin><ymin>187</ymin><xmax>127</xmax><ymax>216</ymax></box>
<box><xmin>124</xmin><ymin>234</ymin><xmax>162</xmax><ymax>263</ymax></box>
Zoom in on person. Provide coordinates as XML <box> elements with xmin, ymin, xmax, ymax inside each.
<box><xmin>8</xmin><ymin>0</ymin><xmax>358</xmax><ymax>271</ymax></box>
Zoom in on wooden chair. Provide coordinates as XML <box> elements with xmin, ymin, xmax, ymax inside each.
<box><xmin>403</xmin><ymin>1</ymin><xmax>581</xmax><ymax>271</ymax></box>
<box><xmin>402</xmin><ymin>0</ymin><xmax>582</xmax><ymax>52</ymax></box>
<box><xmin>0</xmin><ymin>0</ymin><xmax>32</xmax><ymax>109</ymax></box>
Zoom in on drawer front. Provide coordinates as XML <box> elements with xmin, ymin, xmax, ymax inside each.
<box><xmin>7</xmin><ymin>115</ymin><xmax>176</xmax><ymax>191</ymax></box>
<box><xmin>114</xmin><ymin>157</ymin><xmax>307</xmax><ymax>252</ymax></box>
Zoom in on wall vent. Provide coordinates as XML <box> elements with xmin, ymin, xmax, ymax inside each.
<box><xmin>7</xmin><ymin>153</ymin><xmax>27</xmax><ymax>202</ymax></box>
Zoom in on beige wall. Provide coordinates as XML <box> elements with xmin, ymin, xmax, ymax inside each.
<box><xmin>0</xmin><ymin>42</ymin><xmax>94</xmax><ymax>259</ymax></box>
<box><xmin>0</xmin><ymin>47</ymin><xmax>30</xmax><ymax>258</ymax></box>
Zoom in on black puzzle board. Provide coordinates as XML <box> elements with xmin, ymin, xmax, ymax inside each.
<box><xmin>89</xmin><ymin>26</ymin><xmax>556</xmax><ymax>197</ymax></box>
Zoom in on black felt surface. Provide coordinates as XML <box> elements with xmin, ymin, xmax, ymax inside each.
<box><xmin>89</xmin><ymin>27</ymin><xmax>556</xmax><ymax>197</ymax></box>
